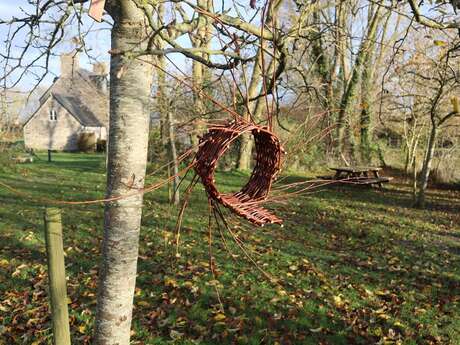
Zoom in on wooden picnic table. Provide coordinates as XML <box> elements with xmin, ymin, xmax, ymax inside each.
<box><xmin>318</xmin><ymin>166</ymin><xmax>391</xmax><ymax>189</ymax></box>
<box><xmin>330</xmin><ymin>166</ymin><xmax>382</xmax><ymax>179</ymax></box>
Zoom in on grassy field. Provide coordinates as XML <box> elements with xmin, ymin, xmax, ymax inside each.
<box><xmin>0</xmin><ymin>152</ymin><xmax>460</xmax><ymax>344</ymax></box>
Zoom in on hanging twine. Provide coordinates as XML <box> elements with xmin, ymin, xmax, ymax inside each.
<box><xmin>194</xmin><ymin>119</ymin><xmax>284</xmax><ymax>226</ymax></box>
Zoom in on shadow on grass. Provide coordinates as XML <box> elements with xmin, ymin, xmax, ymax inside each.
<box><xmin>2</xmin><ymin>156</ymin><xmax>460</xmax><ymax>344</ymax></box>
<box><xmin>34</xmin><ymin>152</ymin><xmax>106</xmax><ymax>174</ymax></box>
<box><xmin>277</xmin><ymin>174</ymin><xmax>460</xmax><ymax>217</ymax></box>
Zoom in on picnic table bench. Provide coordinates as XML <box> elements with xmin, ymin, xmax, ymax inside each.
<box><xmin>318</xmin><ymin>166</ymin><xmax>392</xmax><ymax>188</ymax></box>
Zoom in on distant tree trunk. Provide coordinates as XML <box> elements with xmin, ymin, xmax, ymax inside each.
<box><xmin>237</xmin><ymin>50</ymin><xmax>263</xmax><ymax>171</ymax></box>
<box><xmin>337</xmin><ymin>5</ymin><xmax>381</xmax><ymax>161</ymax></box>
<box><xmin>415</xmin><ymin>96</ymin><xmax>459</xmax><ymax>207</ymax></box>
<box><xmin>412</xmin><ymin>151</ymin><xmax>418</xmax><ymax>203</ymax></box>
<box><xmin>191</xmin><ymin>59</ymin><xmax>205</xmax><ymax>147</ymax></box>
<box><xmin>311</xmin><ymin>10</ymin><xmax>330</xmax><ymax>104</ymax></box>
<box><xmin>411</xmin><ymin>135</ymin><xmax>420</xmax><ymax>175</ymax></box>
<box><xmin>237</xmin><ymin>135</ymin><xmax>253</xmax><ymax>171</ymax></box>
<box><xmin>156</xmin><ymin>2</ymin><xmax>168</xmax><ymax>149</ymax></box>
<box><xmin>359</xmin><ymin>56</ymin><xmax>374</xmax><ymax>164</ymax></box>
<box><xmin>94</xmin><ymin>2</ymin><xmax>153</xmax><ymax>344</ymax></box>
<box><xmin>190</xmin><ymin>0</ymin><xmax>211</xmax><ymax>147</ymax></box>
<box><xmin>360</xmin><ymin>10</ymin><xmax>392</xmax><ymax>165</ymax></box>
<box><xmin>404</xmin><ymin>124</ymin><xmax>420</xmax><ymax>176</ymax></box>
<box><xmin>237</xmin><ymin>0</ymin><xmax>282</xmax><ymax>171</ymax></box>
<box><xmin>404</xmin><ymin>137</ymin><xmax>412</xmax><ymax>176</ymax></box>
<box><xmin>167</xmin><ymin>109</ymin><xmax>180</xmax><ymax>205</ymax></box>
<box><xmin>237</xmin><ymin>50</ymin><xmax>280</xmax><ymax>170</ymax></box>
<box><xmin>336</xmin><ymin>1</ymin><xmax>349</xmax><ymax>86</ymax></box>
<box><xmin>311</xmin><ymin>8</ymin><xmax>334</xmax><ymax>150</ymax></box>
<box><xmin>416</xmin><ymin>125</ymin><xmax>437</xmax><ymax>208</ymax></box>
<box><xmin>376</xmin><ymin>142</ymin><xmax>387</xmax><ymax>167</ymax></box>
<box><xmin>359</xmin><ymin>6</ymin><xmax>386</xmax><ymax>164</ymax></box>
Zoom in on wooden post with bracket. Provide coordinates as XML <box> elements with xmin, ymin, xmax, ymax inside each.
<box><xmin>44</xmin><ymin>208</ymin><xmax>71</xmax><ymax>345</ymax></box>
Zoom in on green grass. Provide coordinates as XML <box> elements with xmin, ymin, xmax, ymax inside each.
<box><xmin>0</xmin><ymin>152</ymin><xmax>460</xmax><ymax>344</ymax></box>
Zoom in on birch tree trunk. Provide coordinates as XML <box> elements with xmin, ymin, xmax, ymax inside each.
<box><xmin>94</xmin><ymin>2</ymin><xmax>153</xmax><ymax>343</ymax></box>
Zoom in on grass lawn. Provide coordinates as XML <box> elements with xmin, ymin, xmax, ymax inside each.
<box><xmin>0</xmin><ymin>152</ymin><xmax>460</xmax><ymax>344</ymax></box>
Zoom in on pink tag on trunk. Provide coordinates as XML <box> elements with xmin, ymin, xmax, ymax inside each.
<box><xmin>89</xmin><ymin>0</ymin><xmax>106</xmax><ymax>22</ymax></box>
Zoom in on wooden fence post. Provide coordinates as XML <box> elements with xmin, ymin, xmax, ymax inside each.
<box><xmin>44</xmin><ymin>208</ymin><xmax>71</xmax><ymax>345</ymax></box>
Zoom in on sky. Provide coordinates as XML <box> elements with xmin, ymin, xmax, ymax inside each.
<box><xmin>0</xmin><ymin>1</ymin><xmax>114</xmax><ymax>91</ymax></box>
<box><xmin>0</xmin><ymin>1</ymin><xmax>199</xmax><ymax>93</ymax></box>
<box><xmin>0</xmin><ymin>0</ymin><xmax>271</xmax><ymax>125</ymax></box>
<box><xmin>0</xmin><ymin>0</ymin><xmax>251</xmax><ymax>93</ymax></box>
<box><xmin>0</xmin><ymin>0</ymin><xmax>258</xmax><ymax>121</ymax></box>
<box><xmin>2</xmin><ymin>0</ymin><xmax>454</xmax><ymax>103</ymax></box>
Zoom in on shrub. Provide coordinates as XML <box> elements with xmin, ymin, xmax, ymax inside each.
<box><xmin>78</xmin><ymin>132</ymin><xmax>97</xmax><ymax>152</ymax></box>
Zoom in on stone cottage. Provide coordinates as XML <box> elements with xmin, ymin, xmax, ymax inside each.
<box><xmin>23</xmin><ymin>53</ymin><xmax>109</xmax><ymax>151</ymax></box>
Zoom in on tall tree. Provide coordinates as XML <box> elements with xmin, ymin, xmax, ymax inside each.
<box><xmin>385</xmin><ymin>36</ymin><xmax>460</xmax><ymax>208</ymax></box>
<box><xmin>237</xmin><ymin>0</ymin><xmax>313</xmax><ymax>170</ymax></box>
<box><xmin>237</xmin><ymin>0</ymin><xmax>284</xmax><ymax>171</ymax></box>
<box><xmin>94</xmin><ymin>2</ymin><xmax>153</xmax><ymax>342</ymax></box>
<box><xmin>415</xmin><ymin>60</ymin><xmax>459</xmax><ymax>207</ymax></box>
<box><xmin>336</xmin><ymin>3</ymin><xmax>382</xmax><ymax>162</ymax></box>
<box><xmin>95</xmin><ymin>2</ymin><xmax>278</xmax><ymax>341</ymax></box>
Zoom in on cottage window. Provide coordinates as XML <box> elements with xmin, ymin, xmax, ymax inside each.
<box><xmin>49</xmin><ymin>109</ymin><xmax>57</xmax><ymax>121</ymax></box>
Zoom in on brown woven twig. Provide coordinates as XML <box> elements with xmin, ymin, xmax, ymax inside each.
<box><xmin>194</xmin><ymin>119</ymin><xmax>284</xmax><ymax>226</ymax></box>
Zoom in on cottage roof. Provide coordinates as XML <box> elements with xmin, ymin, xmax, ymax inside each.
<box><xmin>23</xmin><ymin>66</ymin><xmax>108</xmax><ymax>128</ymax></box>
<box><xmin>53</xmin><ymin>93</ymin><xmax>103</xmax><ymax>127</ymax></box>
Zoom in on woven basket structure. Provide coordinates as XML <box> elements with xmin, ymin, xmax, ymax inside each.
<box><xmin>194</xmin><ymin>120</ymin><xmax>283</xmax><ymax>226</ymax></box>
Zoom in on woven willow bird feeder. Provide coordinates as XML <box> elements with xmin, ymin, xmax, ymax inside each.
<box><xmin>194</xmin><ymin>120</ymin><xmax>284</xmax><ymax>226</ymax></box>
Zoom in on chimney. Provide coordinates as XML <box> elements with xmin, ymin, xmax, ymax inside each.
<box><xmin>91</xmin><ymin>62</ymin><xmax>108</xmax><ymax>93</ymax></box>
<box><xmin>60</xmin><ymin>52</ymin><xmax>79</xmax><ymax>78</ymax></box>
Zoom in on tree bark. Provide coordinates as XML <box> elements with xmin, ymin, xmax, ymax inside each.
<box><xmin>236</xmin><ymin>0</ymin><xmax>283</xmax><ymax>171</ymax></box>
<box><xmin>416</xmin><ymin>125</ymin><xmax>437</xmax><ymax>208</ymax></box>
<box><xmin>359</xmin><ymin>55</ymin><xmax>373</xmax><ymax>164</ymax></box>
<box><xmin>167</xmin><ymin>109</ymin><xmax>180</xmax><ymax>205</ymax></box>
<box><xmin>191</xmin><ymin>59</ymin><xmax>205</xmax><ymax>147</ymax></box>
<box><xmin>337</xmin><ymin>1</ymin><xmax>349</xmax><ymax>86</ymax></box>
<box><xmin>237</xmin><ymin>50</ymin><xmax>263</xmax><ymax>171</ymax></box>
<box><xmin>237</xmin><ymin>134</ymin><xmax>253</xmax><ymax>170</ymax></box>
<box><xmin>360</xmin><ymin>9</ymin><xmax>392</xmax><ymax>165</ymax></box>
<box><xmin>311</xmin><ymin>7</ymin><xmax>335</xmax><ymax>152</ymax></box>
<box><xmin>412</xmin><ymin>150</ymin><xmax>418</xmax><ymax>203</ymax></box>
<box><xmin>94</xmin><ymin>2</ymin><xmax>153</xmax><ymax>344</ymax></box>
<box><xmin>155</xmin><ymin>2</ymin><xmax>169</xmax><ymax>149</ymax></box>
<box><xmin>236</xmin><ymin>51</ymin><xmax>278</xmax><ymax>171</ymax></box>
<box><xmin>337</xmin><ymin>5</ymin><xmax>381</xmax><ymax>160</ymax></box>
<box><xmin>190</xmin><ymin>0</ymin><xmax>211</xmax><ymax>147</ymax></box>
